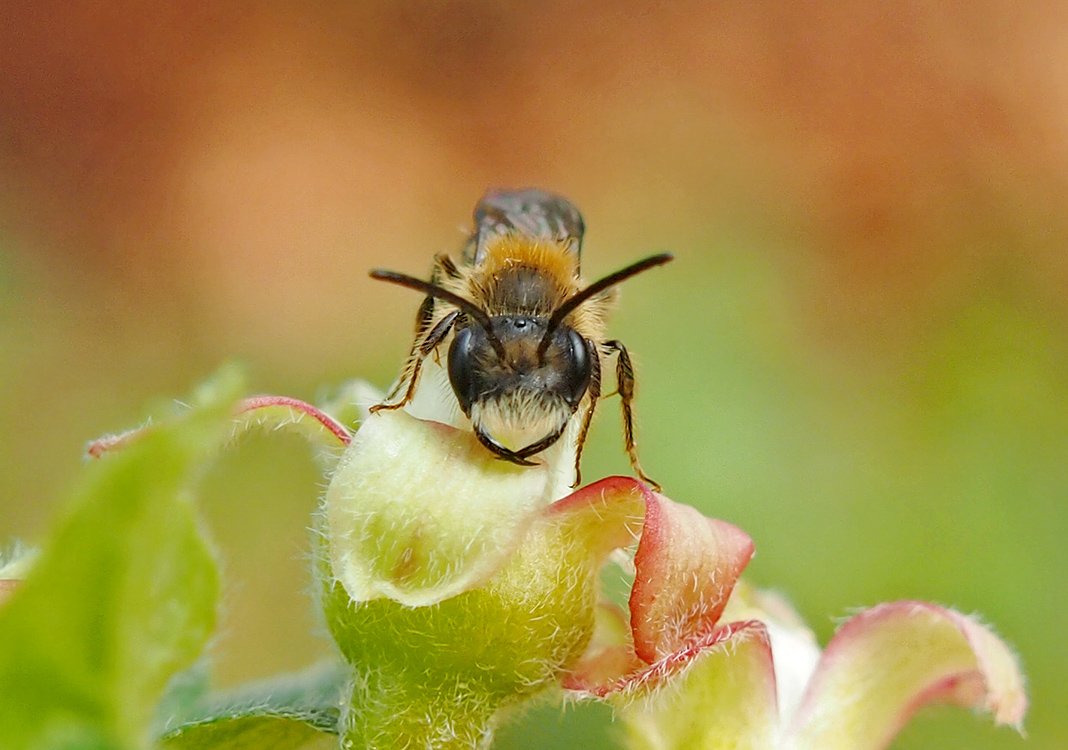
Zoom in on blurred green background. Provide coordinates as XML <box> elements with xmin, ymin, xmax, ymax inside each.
<box><xmin>1</xmin><ymin>3</ymin><xmax>1065</xmax><ymax>748</ymax></box>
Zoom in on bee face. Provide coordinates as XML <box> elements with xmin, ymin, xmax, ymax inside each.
<box><xmin>369</xmin><ymin>188</ymin><xmax>671</xmax><ymax>486</ymax></box>
<box><xmin>448</xmin><ymin>316</ymin><xmax>592</xmax><ymax>454</ymax></box>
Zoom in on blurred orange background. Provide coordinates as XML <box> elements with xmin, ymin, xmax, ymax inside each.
<box><xmin>2</xmin><ymin>3</ymin><xmax>1065</xmax><ymax>748</ymax></box>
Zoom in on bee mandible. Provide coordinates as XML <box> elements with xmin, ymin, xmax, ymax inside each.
<box><xmin>369</xmin><ymin>188</ymin><xmax>671</xmax><ymax>489</ymax></box>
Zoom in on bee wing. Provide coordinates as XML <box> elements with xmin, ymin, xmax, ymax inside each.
<box><xmin>466</xmin><ymin>188</ymin><xmax>586</xmax><ymax>268</ymax></box>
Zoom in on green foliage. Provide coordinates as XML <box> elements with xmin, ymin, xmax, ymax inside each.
<box><xmin>0</xmin><ymin>369</ymin><xmax>343</xmax><ymax>750</ymax></box>
<box><xmin>160</xmin><ymin>717</ymin><xmax>334</xmax><ymax>750</ymax></box>
<box><xmin>0</xmin><ymin>370</ymin><xmax>242</xmax><ymax>749</ymax></box>
<box><xmin>158</xmin><ymin>662</ymin><xmax>345</xmax><ymax>750</ymax></box>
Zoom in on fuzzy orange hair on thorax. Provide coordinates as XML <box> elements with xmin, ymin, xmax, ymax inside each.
<box><xmin>479</xmin><ymin>234</ymin><xmax>580</xmax><ymax>282</ymax></box>
<box><xmin>467</xmin><ymin>234</ymin><xmax>584</xmax><ymax>318</ymax></box>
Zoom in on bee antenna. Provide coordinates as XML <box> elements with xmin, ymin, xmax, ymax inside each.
<box><xmin>369</xmin><ymin>269</ymin><xmax>507</xmax><ymax>358</ymax></box>
<box><xmin>538</xmin><ymin>252</ymin><xmax>673</xmax><ymax>356</ymax></box>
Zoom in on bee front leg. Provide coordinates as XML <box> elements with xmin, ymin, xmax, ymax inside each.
<box><xmin>570</xmin><ymin>340</ymin><xmax>601</xmax><ymax>488</ymax></box>
<box><xmin>603</xmin><ymin>339</ymin><xmax>660</xmax><ymax>491</ymax></box>
<box><xmin>383</xmin><ymin>254</ymin><xmax>460</xmax><ymax>402</ymax></box>
<box><xmin>383</xmin><ymin>294</ymin><xmax>434</xmax><ymax>402</ymax></box>
<box><xmin>371</xmin><ymin>310</ymin><xmax>459</xmax><ymax>413</ymax></box>
<box><xmin>433</xmin><ymin>252</ymin><xmax>462</xmax><ymax>279</ymax></box>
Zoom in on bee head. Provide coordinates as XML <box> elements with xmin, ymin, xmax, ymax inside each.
<box><xmin>448</xmin><ymin>315</ymin><xmax>592</xmax><ymax>441</ymax></box>
<box><xmin>369</xmin><ymin>251</ymin><xmax>672</xmax><ymax>463</ymax></box>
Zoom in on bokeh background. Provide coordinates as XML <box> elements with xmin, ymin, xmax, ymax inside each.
<box><xmin>2</xmin><ymin>3</ymin><xmax>1065</xmax><ymax>748</ymax></box>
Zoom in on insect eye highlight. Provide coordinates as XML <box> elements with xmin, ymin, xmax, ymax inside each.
<box><xmin>562</xmin><ymin>329</ymin><xmax>592</xmax><ymax>409</ymax></box>
<box><xmin>447</xmin><ymin>326</ymin><xmax>479</xmax><ymax>416</ymax></box>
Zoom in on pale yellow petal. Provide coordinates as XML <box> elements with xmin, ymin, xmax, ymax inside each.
<box><xmin>787</xmin><ymin>601</ymin><xmax>1027</xmax><ymax>750</ymax></box>
<box><xmin>324</xmin><ymin>409</ymin><xmax>566</xmax><ymax>606</ymax></box>
<box><xmin>618</xmin><ymin>622</ymin><xmax>779</xmax><ymax>750</ymax></box>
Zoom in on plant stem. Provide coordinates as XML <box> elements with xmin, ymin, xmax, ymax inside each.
<box><xmin>340</xmin><ymin>672</ymin><xmax>500</xmax><ymax>750</ymax></box>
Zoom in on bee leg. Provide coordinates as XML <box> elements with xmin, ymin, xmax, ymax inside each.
<box><xmin>383</xmin><ymin>294</ymin><xmax>435</xmax><ymax>402</ymax></box>
<box><xmin>433</xmin><ymin>252</ymin><xmax>462</xmax><ymax>279</ymax></box>
<box><xmin>383</xmin><ymin>255</ymin><xmax>460</xmax><ymax>402</ymax></box>
<box><xmin>603</xmin><ymin>340</ymin><xmax>660</xmax><ymax>491</ymax></box>
<box><xmin>371</xmin><ymin>310</ymin><xmax>459</xmax><ymax>413</ymax></box>
<box><xmin>570</xmin><ymin>340</ymin><xmax>602</xmax><ymax>488</ymax></box>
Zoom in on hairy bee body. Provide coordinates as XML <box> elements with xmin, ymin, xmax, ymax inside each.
<box><xmin>371</xmin><ymin>189</ymin><xmax>670</xmax><ymax>488</ymax></box>
<box><xmin>442</xmin><ymin>235</ymin><xmax>605</xmax><ymax>450</ymax></box>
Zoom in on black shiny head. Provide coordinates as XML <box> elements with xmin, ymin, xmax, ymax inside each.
<box><xmin>369</xmin><ymin>251</ymin><xmax>673</xmax><ymax>463</ymax></box>
<box><xmin>448</xmin><ymin>315</ymin><xmax>591</xmax><ymax>418</ymax></box>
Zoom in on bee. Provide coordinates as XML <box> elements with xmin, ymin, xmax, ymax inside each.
<box><xmin>369</xmin><ymin>188</ymin><xmax>672</xmax><ymax>489</ymax></box>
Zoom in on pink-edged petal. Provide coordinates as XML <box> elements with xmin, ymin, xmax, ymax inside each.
<box><xmin>612</xmin><ymin>621</ymin><xmax>779</xmax><ymax>750</ymax></box>
<box><xmin>548</xmin><ymin>476</ymin><xmax>650</xmax><ymax>554</ymax></box>
<box><xmin>564</xmin><ymin>603</ymin><xmax>644</xmax><ymax>691</ymax></box>
<box><xmin>787</xmin><ymin>601</ymin><xmax>1027</xmax><ymax>750</ymax></box>
<box><xmin>234</xmin><ymin>395</ymin><xmax>352</xmax><ymax>447</ymax></box>
<box><xmin>86</xmin><ymin>423</ymin><xmax>150</xmax><ymax>458</ymax></box>
<box><xmin>550</xmin><ymin>477</ymin><xmax>754</xmax><ymax>675</ymax></box>
<box><xmin>87</xmin><ymin>395</ymin><xmax>351</xmax><ymax>459</ymax></box>
<box><xmin>631</xmin><ymin>491</ymin><xmax>753</xmax><ymax>662</ymax></box>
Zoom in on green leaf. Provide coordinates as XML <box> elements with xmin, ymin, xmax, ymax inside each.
<box><xmin>159</xmin><ymin>716</ymin><xmax>334</xmax><ymax>750</ymax></box>
<box><xmin>157</xmin><ymin>662</ymin><xmax>345</xmax><ymax>750</ymax></box>
<box><xmin>152</xmin><ymin>661</ymin><xmax>213</xmax><ymax>735</ymax></box>
<box><xmin>0</xmin><ymin>368</ymin><xmax>242</xmax><ymax>750</ymax></box>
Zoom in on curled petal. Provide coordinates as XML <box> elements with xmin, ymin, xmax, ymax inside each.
<box><xmin>234</xmin><ymin>395</ymin><xmax>352</xmax><ymax>448</ymax></box>
<box><xmin>565</xmin><ymin>603</ymin><xmax>644</xmax><ymax>690</ymax></box>
<box><xmin>551</xmin><ymin>477</ymin><xmax>754</xmax><ymax>687</ymax></box>
<box><xmin>630</xmin><ymin>490</ymin><xmax>754</xmax><ymax>662</ymax></box>
<box><xmin>87</xmin><ymin>395</ymin><xmax>351</xmax><ymax>459</ymax></box>
<box><xmin>325</xmin><ymin>409</ymin><xmax>570</xmax><ymax>606</ymax></box>
<box><xmin>787</xmin><ymin>601</ymin><xmax>1027</xmax><ymax>750</ymax></box>
<box><xmin>615</xmin><ymin>621</ymin><xmax>778</xmax><ymax>750</ymax></box>
<box><xmin>85</xmin><ymin>423</ymin><xmax>152</xmax><ymax>459</ymax></box>
<box><xmin>722</xmin><ymin>583</ymin><xmax>822</xmax><ymax>725</ymax></box>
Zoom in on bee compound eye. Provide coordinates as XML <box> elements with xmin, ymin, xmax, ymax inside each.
<box><xmin>563</xmin><ymin>329</ymin><xmax>592</xmax><ymax>408</ymax></box>
<box><xmin>447</xmin><ymin>326</ymin><xmax>479</xmax><ymax>415</ymax></box>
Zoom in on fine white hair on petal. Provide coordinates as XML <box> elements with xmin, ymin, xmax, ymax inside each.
<box><xmin>325</xmin><ymin>409</ymin><xmax>569</xmax><ymax>607</ymax></box>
